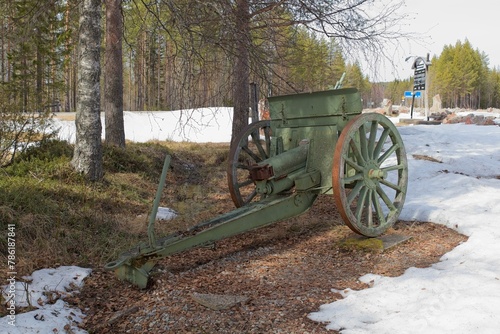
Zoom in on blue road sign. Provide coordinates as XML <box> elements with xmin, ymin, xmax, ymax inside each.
<box><xmin>404</xmin><ymin>91</ymin><xmax>422</xmax><ymax>98</ymax></box>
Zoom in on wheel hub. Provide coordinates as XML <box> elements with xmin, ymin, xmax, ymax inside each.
<box><xmin>364</xmin><ymin>162</ymin><xmax>385</xmax><ymax>189</ymax></box>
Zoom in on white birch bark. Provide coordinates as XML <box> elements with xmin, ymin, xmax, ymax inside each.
<box><xmin>71</xmin><ymin>0</ymin><xmax>103</xmax><ymax>181</ymax></box>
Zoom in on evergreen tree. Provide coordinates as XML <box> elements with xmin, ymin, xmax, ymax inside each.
<box><xmin>104</xmin><ymin>0</ymin><xmax>125</xmax><ymax>148</ymax></box>
<box><xmin>345</xmin><ymin>62</ymin><xmax>371</xmax><ymax>106</ymax></box>
<box><xmin>287</xmin><ymin>28</ymin><xmax>334</xmax><ymax>92</ymax></box>
<box><xmin>330</xmin><ymin>46</ymin><xmax>347</xmax><ymax>86</ymax></box>
<box><xmin>5</xmin><ymin>0</ymin><xmax>70</xmax><ymax>111</ymax></box>
<box><xmin>432</xmin><ymin>39</ymin><xmax>488</xmax><ymax>108</ymax></box>
<box><xmin>487</xmin><ymin>68</ymin><xmax>500</xmax><ymax>108</ymax></box>
<box><xmin>0</xmin><ymin>0</ymin><xmax>72</xmax><ymax>165</ymax></box>
<box><xmin>385</xmin><ymin>79</ymin><xmax>412</xmax><ymax>107</ymax></box>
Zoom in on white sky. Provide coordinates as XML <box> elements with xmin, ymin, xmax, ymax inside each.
<box><xmin>375</xmin><ymin>0</ymin><xmax>500</xmax><ymax>81</ymax></box>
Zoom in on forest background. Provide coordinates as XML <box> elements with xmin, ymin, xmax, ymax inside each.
<box><xmin>3</xmin><ymin>0</ymin><xmax>500</xmax><ymax>116</ymax></box>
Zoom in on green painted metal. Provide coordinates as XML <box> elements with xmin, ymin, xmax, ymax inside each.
<box><xmin>106</xmin><ymin>88</ymin><xmax>408</xmax><ymax>289</ymax></box>
<box><xmin>105</xmin><ymin>192</ymin><xmax>318</xmax><ymax>288</ymax></box>
<box><xmin>268</xmin><ymin>88</ymin><xmax>362</xmax><ymax>120</ymax></box>
<box><xmin>261</xmin><ymin>141</ymin><xmax>309</xmax><ymax>179</ymax></box>
<box><xmin>267</xmin><ymin>88</ymin><xmax>363</xmax><ymax>194</ymax></box>
<box><xmin>147</xmin><ymin>154</ymin><xmax>171</xmax><ymax>248</ymax></box>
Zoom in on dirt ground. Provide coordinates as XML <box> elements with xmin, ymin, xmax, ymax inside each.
<box><xmin>70</xmin><ymin>194</ymin><xmax>466</xmax><ymax>334</ymax></box>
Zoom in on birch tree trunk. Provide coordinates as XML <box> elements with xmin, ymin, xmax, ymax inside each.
<box><xmin>104</xmin><ymin>0</ymin><xmax>125</xmax><ymax>147</ymax></box>
<box><xmin>71</xmin><ymin>0</ymin><xmax>103</xmax><ymax>181</ymax></box>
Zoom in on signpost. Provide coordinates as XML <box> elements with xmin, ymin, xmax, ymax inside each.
<box><xmin>406</xmin><ymin>54</ymin><xmax>431</xmax><ymax>120</ymax></box>
<box><xmin>404</xmin><ymin>91</ymin><xmax>421</xmax><ymax>98</ymax></box>
<box><xmin>413</xmin><ymin>63</ymin><xmax>427</xmax><ymax>91</ymax></box>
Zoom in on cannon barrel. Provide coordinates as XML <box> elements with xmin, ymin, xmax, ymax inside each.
<box><xmin>250</xmin><ymin>140</ymin><xmax>310</xmax><ymax>195</ymax></box>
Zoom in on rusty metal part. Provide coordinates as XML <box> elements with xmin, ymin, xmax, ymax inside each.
<box><xmin>249</xmin><ymin>163</ymin><xmax>274</xmax><ymax>181</ymax></box>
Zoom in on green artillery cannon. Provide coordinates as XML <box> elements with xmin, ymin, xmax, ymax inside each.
<box><xmin>105</xmin><ymin>88</ymin><xmax>408</xmax><ymax>288</ymax></box>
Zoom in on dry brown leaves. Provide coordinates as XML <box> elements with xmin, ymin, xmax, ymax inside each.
<box><xmin>69</xmin><ymin>196</ymin><xmax>466</xmax><ymax>334</ymax></box>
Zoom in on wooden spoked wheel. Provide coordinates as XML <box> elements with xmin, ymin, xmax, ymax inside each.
<box><xmin>227</xmin><ymin>120</ymin><xmax>272</xmax><ymax>207</ymax></box>
<box><xmin>333</xmin><ymin>113</ymin><xmax>408</xmax><ymax>237</ymax></box>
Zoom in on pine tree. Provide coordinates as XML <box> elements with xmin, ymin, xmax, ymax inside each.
<box><xmin>432</xmin><ymin>39</ymin><xmax>489</xmax><ymax>108</ymax></box>
<box><xmin>330</xmin><ymin>47</ymin><xmax>346</xmax><ymax>86</ymax></box>
<box><xmin>104</xmin><ymin>0</ymin><xmax>125</xmax><ymax>148</ymax></box>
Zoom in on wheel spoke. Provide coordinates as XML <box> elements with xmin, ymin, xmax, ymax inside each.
<box><xmin>242</xmin><ymin>145</ymin><xmax>262</xmax><ymax>163</ymax></box>
<box><xmin>365</xmin><ymin>189</ymin><xmax>374</xmax><ymax>227</ymax></box>
<box><xmin>264</xmin><ymin>127</ymin><xmax>272</xmax><ymax>154</ymax></box>
<box><xmin>237</xmin><ymin>178</ymin><xmax>254</xmax><ymax>188</ymax></box>
<box><xmin>251</xmin><ymin>132</ymin><xmax>268</xmax><ymax>160</ymax></box>
<box><xmin>379</xmin><ymin>177</ymin><xmax>403</xmax><ymax>192</ymax></box>
<box><xmin>376</xmin><ymin>183</ymin><xmax>397</xmax><ymax>211</ymax></box>
<box><xmin>343</xmin><ymin>173</ymin><xmax>364</xmax><ymax>185</ymax></box>
<box><xmin>372</xmin><ymin>189</ymin><xmax>387</xmax><ymax>225</ymax></box>
<box><xmin>344</xmin><ymin>155</ymin><xmax>364</xmax><ymax>172</ymax></box>
<box><xmin>382</xmin><ymin>164</ymin><xmax>405</xmax><ymax>172</ymax></box>
<box><xmin>347</xmin><ymin>181</ymin><xmax>364</xmax><ymax>205</ymax></box>
<box><xmin>358</xmin><ymin>124</ymin><xmax>369</xmax><ymax>161</ymax></box>
<box><xmin>373</xmin><ymin>128</ymin><xmax>390</xmax><ymax>158</ymax></box>
<box><xmin>355</xmin><ymin>186</ymin><xmax>369</xmax><ymax>222</ymax></box>
<box><xmin>349</xmin><ymin>138</ymin><xmax>365</xmax><ymax>165</ymax></box>
<box><xmin>378</xmin><ymin>143</ymin><xmax>399</xmax><ymax>165</ymax></box>
<box><xmin>244</xmin><ymin>189</ymin><xmax>258</xmax><ymax>203</ymax></box>
<box><xmin>228</xmin><ymin>120</ymin><xmax>271</xmax><ymax>207</ymax></box>
<box><xmin>236</xmin><ymin>163</ymin><xmax>251</xmax><ymax>170</ymax></box>
<box><xmin>368</xmin><ymin>121</ymin><xmax>378</xmax><ymax>159</ymax></box>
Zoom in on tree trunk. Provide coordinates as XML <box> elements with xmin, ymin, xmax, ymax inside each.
<box><xmin>71</xmin><ymin>0</ymin><xmax>103</xmax><ymax>181</ymax></box>
<box><xmin>0</xmin><ymin>17</ymin><xmax>3</xmax><ymax>82</ymax></box>
<box><xmin>164</xmin><ymin>41</ymin><xmax>170</xmax><ymax>110</ymax></box>
<box><xmin>104</xmin><ymin>0</ymin><xmax>125</xmax><ymax>147</ymax></box>
<box><xmin>231</xmin><ymin>0</ymin><xmax>250</xmax><ymax>147</ymax></box>
<box><xmin>72</xmin><ymin>46</ymin><xmax>78</xmax><ymax>112</ymax></box>
<box><xmin>64</xmin><ymin>2</ymin><xmax>71</xmax><ymax>113</ymax></box>
<box><xmin>136</xmin><ymin>30</ymin><xmax>146</xmax><ymax>111</ymax></box>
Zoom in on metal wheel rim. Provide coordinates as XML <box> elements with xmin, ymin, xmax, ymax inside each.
<box><xmin>332</xmin><ymin>113</ymin><xmax>408</xmax><ymax>237</ymax></box>
<box><xmin>227</xmin><ymin>120</ymin><xmax>272</xmax><ymax>207</ymax></box>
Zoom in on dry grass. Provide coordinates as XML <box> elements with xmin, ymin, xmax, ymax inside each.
<box><xmin>53</xmin><ymin>112</ymin><xmax>76</xmax><ymax>121</ymax></box>
<box><xmin>0</xmin><ymin>140</ymin><xmax>231</xmax><ymax>280</ymax></box>
<box><xmin>412</xmin><ymin>154</ymin><xmax>442</xmax><ymax>163</ymax></box>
